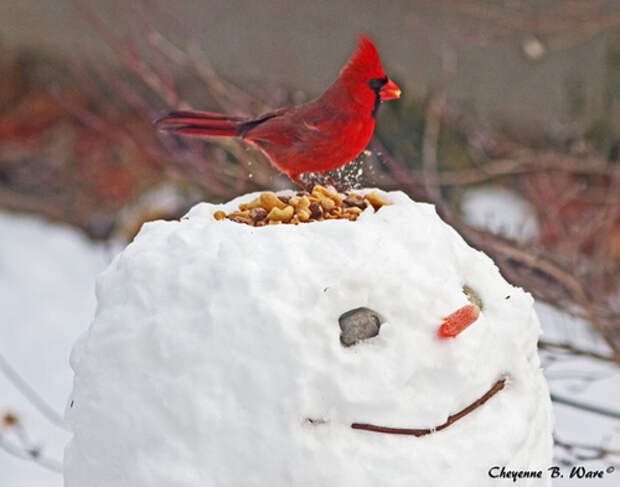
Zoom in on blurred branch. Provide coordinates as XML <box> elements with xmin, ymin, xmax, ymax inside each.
<box><xmin>407</xmin><ymin>154</ymin><xmax>612</xmax><ymax>186</ymax></box>
<box><xmin>0</xmin><ymin>437</ymin><xmax>63</xmax><ymax>474</ymax></box>
<box><xmin>0</xmin><ymin>353</ymin><xmax>68</xmax><ymax>431</ymax></box>
<box><xmin>369</xmin><ymin>138</ymin><xmax>427</xmax><ymax>201</ymax></box>
<box><xmin>186</xmin><ymin>41</ymin><xmax>273</xmax><ymax>116</ymax></box>
<box><xmin>0</xmin><ymin>413</ymin><xmax>63</xmax><ymax>474</ymax></box>
<box><xmin>421</xmin><ymin>92</ymin><xmax>445</xmax><ymax>204</ymax></box>
<box><xmin>554</xmin><ymin>435</ymin><xmax>620</xmax><ymax>467</ymax></box>
<box><xmin>551</xmin><ymin>394</ymin><xmax>620</xmax><ymax>421</ymax></box>
<box><xmin>66</xmin><ymin>0</ymin><xmax>281</xmax><ymax>204</ymax></box>
<box><xmin>539</xmin><ymin>340</ymin><xmax>616</xmax><ymax>363</ymax></box>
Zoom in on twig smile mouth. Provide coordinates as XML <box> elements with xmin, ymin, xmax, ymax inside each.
<box><xmin>351</xmin><ymin>377</ymin><xmax>507</xmax><ymax>437</ymax></box>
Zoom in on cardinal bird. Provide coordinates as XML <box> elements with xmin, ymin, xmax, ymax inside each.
<box><xmin>156</xmin><ymin>35</ymin><xmax>400</xmax><ymax>188</ymax></box>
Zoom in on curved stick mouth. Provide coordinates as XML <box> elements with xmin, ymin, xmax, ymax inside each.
<box><xmin>351</xmin><ymin>377</ymin><xmax>507</xmax><ymax>436</ymax></box>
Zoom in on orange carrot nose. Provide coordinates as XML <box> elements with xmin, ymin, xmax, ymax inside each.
<box><xmin>438</xmin><ymin>304</ymin><xmax>481</xmax><ymax>338</ymax></box>
<box><xmin>379</xmin><ymin>79</ymin><xmax>401</xmax><ymax>100</ymax></box>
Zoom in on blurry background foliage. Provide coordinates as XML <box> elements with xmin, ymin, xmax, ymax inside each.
<box><xmin>1</xmin><ymin>0</ymin><xmax>620</xmax><ymax>478</ymax></box>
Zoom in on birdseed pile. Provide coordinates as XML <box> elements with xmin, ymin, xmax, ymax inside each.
<box><xmin>213</xmin><ymin>186</ymin><xmax>391</xmax><ymax>226</ymax></box>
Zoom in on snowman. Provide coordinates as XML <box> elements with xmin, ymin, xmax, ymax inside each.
<box><xmin>64</xmin><ymin>188</ymin><xmax>553</xmax><ymax>486</ymax></box>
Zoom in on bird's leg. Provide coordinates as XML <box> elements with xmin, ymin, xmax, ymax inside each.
<box><xmin>290</xmin><ymin>174</ymin><xmax>311</xmax><ymax>192</ymax></box>
<box><xmin>321</xmin><ymin>172</ymin><xmax>344</xmax><ymax>193</ymax></box>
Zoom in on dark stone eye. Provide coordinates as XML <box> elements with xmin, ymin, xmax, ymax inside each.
<box><xmin>368</xmin><ymin>77</ymin><xmax>388</xmax><ymax>92</ymax></box>
<box><xmin>339</xmin><ymin>307</ymin><xmax>383</xmax><ymax>347</ymax></box>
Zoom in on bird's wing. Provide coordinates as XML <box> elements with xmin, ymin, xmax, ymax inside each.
<box><xmin>238</xmin><ymin>107</ymin><xmax>291</xmax><ymax>139</ymax></box>
<box><xmin>243</xmin><ymin>103</ymin><xmax>345</xmax><ymax>147</ymax></box>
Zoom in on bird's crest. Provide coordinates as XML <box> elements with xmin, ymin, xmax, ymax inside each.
<box><xmin>340</xmin><ymin>35</ymin><xmax>386</xmax><ymax>81</ymax></box>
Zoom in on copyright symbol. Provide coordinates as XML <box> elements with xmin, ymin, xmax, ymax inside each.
<box><xmin>607</xmin><ymin>466</ymin><xmax>615</xmax><ymax>474</ymax></box>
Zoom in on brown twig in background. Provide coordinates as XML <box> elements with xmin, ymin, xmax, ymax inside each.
<box><xmin>551</xmin><ymin>394</ymin><xmax>620</xmax><ymax>421</ymax></box>
<box><xmin>368</xmin><ymin>137</ymin><xmax>426</xmax><ymax>200</ymax></box>
<box><xmin>405</xmin><ymin>154</ymin><xmax>612</xmax><ymax>186</ymax></box>
<box><xmin>539</xmin><ymin>340</ymin><xmax>615</xmax><ymax>363</ymax></box>
<box><xmin>554</xmin><ymin>435</ymin><xmax>620</xmax><ymax>467</ymax></box>
<box><xmin>0</xmin><ymin>353</ymin><xmax>68</xmax><ymax>431</ymax></box>
<box><xmin>0</xmin><ymin>413</ymin><xmax>63</xmax><ymax>474</ymax></box>
<box><xmin>421</xmin><ymin>92</ymin><xmax>445</xmax><ymax>205</ymax></box>
<box><xmin>0</xmin><ymin>437</ymin><xmax>63</xmax><ymax>474</ymax></box>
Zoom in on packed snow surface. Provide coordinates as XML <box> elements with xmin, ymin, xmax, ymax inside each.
<box><xmin>64</xmin><ymin>189</ymin><xmax>553</xmax><ymax>486</ymax></box>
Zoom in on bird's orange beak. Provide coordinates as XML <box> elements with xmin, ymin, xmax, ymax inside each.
<box><xmin>379</xmin><ymin>79</ymin><xmax>401</xmax><ymax>100</ymax></box>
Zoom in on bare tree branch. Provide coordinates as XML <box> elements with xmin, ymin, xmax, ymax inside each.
<box><xmin>554</xmin><ymin>435</ymin><xmax>620</xmax><ymax>466</ymax></box>
<box><xmin>0</xmin><ymin>353</ymin><xmax>68</xmax><ymax>431</ymax></box>
<box><xmin>539</xmin><ymin>340</ymin><xmax>616</xmax><ymax>363</ymax></box>
<box><xmin>551</xmin><ymin>394</ymin><xmax>620</xmax><ymax>421</ymax></box>
<box><xmin>0</xmin><ymin>437</ymin><xmax>63</xmax><ymax>474</ymax></box>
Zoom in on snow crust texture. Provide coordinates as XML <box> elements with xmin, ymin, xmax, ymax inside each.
<box><xmin>65</xmin><ymin>189</ymin><xmax>553</xmax><ymax>487</ymax></box>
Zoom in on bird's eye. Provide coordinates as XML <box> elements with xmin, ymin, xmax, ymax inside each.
<box><xmin>339</xmin><ymin>307</ymin><xmax>383</xmax><ymax>347</ymax></box>
<box><xmin>368</xmin><ymin>77</ymin><xmax>388</xmax><ymax>92</ymax></box>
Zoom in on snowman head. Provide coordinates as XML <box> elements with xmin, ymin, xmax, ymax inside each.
<box><xmin>65</xmin><ymin>189</ymin><xmax>552</xmax><ymax>487</ymax></box>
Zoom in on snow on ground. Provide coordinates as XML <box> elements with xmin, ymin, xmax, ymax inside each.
<box><xmin>0</xmin><ymin>209</ymin><xmax>120</xmax><ymax>487</ymax></box>
<box><xmin>463</xmin><ymin>186</ymin><xmax>620</xmax><ymax>486</ymax></box>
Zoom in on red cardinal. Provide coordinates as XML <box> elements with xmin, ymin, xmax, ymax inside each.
<box><xmin>156</xmin><ymin>35</ymin><xmax>400</xmax><ymax>188</ymax></box>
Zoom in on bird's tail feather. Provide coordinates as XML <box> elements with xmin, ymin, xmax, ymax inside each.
<box><xmin>155</xmin><ymin>110</ymin><xmax>245</xmax><ymax>137</ymax></box>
